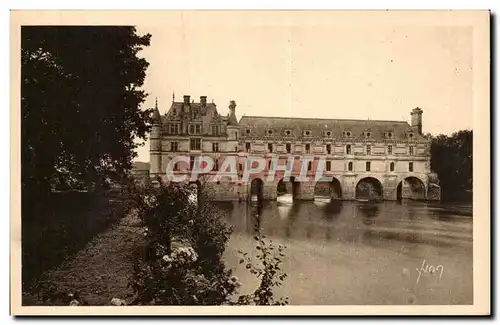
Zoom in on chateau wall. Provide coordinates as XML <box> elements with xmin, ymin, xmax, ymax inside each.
<box><xmin>149</xmin><ymin>99</ymin><xmax>439</xmax><ymax>201</ymax></box>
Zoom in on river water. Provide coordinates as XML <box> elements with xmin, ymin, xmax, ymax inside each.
<box><xmin>217</xmin><ymin>196</ymin><xmax>473</xmax><ymax>305</ymax></box>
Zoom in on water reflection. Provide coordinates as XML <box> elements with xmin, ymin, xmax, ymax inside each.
<box><xmin>218</xmin><ymin>199</ymin><xmax>473</xmax><ymax>305</ymax></box>
<box><xmin>215</xmin><ymin>200</ymin><xmax>472</xmax><ymax>249</ymax></box>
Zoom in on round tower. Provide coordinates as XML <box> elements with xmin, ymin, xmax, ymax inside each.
<box><xmin>225</xmin><ymin>100</ymin><xmax>239</xmax><ymax>154</ymax></box>
<box><xmin>150</xmin><ymin>98</ymin><xmax>162</xmax><ymax>175</ymax></box>
<box><xmin>410</xmin><ymin>107</ymin><xmax>423</xmax><ymax>135</ymax></box>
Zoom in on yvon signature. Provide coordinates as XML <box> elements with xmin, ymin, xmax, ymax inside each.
<box><xmin>415</xmin><ymin>260</ymin><xmax>444</xmax><ymax>284</ymax></box>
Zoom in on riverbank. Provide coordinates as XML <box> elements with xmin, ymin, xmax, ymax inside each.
<box><xmin>22</xmin><ymin>211</ymin><xmax>145</xmax><ymax>306</ymax></box>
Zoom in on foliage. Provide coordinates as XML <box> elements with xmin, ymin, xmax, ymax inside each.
<box><xmin>21</xmin><ymin>26</ymin><xmax>152</xmax><ymax>201</ymax></box>
<box><xmin>126</xmin><ymin>179</ymin><xmax>288</xmax><ymax>306</ymax></box>
<box><xmin>428</xmin><ymin>130</ymin><xmax>472</xmax><ymax>201</ymax></box>
<box><xmin>126</xmin><ymin>179</ymin><xmax>240</xmax><ymax>305</ymax></box>
<box><xmin>235</xmin><ymin>214</ymin><xmax>289</xmax><ymax>306</ymax></box>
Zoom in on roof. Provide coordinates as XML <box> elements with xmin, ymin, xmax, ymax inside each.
<box><xmin>162</xmin><ymin>102</ymin><xmax>218</xmax><ymax>123</ymax></box>
<box><xmin>238</xmin><ymin>116</ymin><xmax>425</xmax><ymax>141</ymax></box>
<box><xmin>152</xmin><ymin>107</ymin><xmax>162</xmax><ymax>124</ymax></box>
<box><xmin>228</xmin><ymin>112</ymin><xmax>238</xmax><ymax>126</ymax></box>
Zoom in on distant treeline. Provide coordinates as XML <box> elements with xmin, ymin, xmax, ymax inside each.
<box><xmin>427</xmin><ymin>130</ymin><xmax>472</xmax><ymax>202</ymax></box>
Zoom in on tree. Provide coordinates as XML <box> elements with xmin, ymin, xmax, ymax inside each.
<box><xmin>430</xmin><ymin>130</ymin><xmax>472</xmax><ymax>201</ymax></box>
<box><xmin>21</xmin><ymin>26</ymin><xmax>152</xmax><ymax>198</ymax></box>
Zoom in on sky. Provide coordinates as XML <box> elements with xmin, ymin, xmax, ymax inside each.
<box><xmin>133</xmin><ymin>11</ymin><xmax>473</xmax><ymax>162</ymax></box>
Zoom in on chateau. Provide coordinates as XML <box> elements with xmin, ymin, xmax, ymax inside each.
<box><xmin>150</xmin><ymin>95</ymin><xmax>441</xmax><ymax>201</ymax></box>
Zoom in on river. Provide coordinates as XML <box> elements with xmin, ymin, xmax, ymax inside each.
<box><xmin>217</xmin><ymin>196</ymin><xmax>473</xmax><ymax>305</ymax></box>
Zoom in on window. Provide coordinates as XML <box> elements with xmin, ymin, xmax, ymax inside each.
<box><xmin>409</xmin><ymin>146</ymin><xmax>414</xmax><ymax>156</ymax></box>
<box><xmin>305</xmin><ymin>130</ymin><xmax>311</xmax><ymax>136</ymax></box>
<box><xmin>267</xmin><ymin>129</ymin><xmax>273</xmax><ymax>136</ymax></box>
<box><xmin>387</xmin><ymin>145</ymin><xmax>393</xmax><ymax>155</ymax></box>
<box><xmin>326</xmin><ymin>131</ymin><xmax>332</xmax><ymax>137</ymax></box>
<box><xmin>308</xmin><ymin>161</ymin><xmax>312</xmax><ymax>171</ymax></box>
<box><xmin>305</xmin><ymin>144</ymin><xmax>310</xmax><ymax>153</ymax></box>
<box><xmin>390</xmin><ymin>162</ymin><xmax>395</xmax><ymax>172</ymax></box>
<box><xmin>348</xmin><ymin>162</ymin><xmax>353</xmax><ymax>171</ymax></box>
<box><xmin>212</xmin><ymin>142</ymin><xmax>219</xmax><ymax>152</ymax></box>
<box><xmin>285</xmin><ymin>130</ymin><xmax>291</xmax><ymax>136</ymax></box>
<box><xmin>211</xmin><ymin>125</ymin><xmax>219</xmax><ymax>136</ymax></box>
<box><xmin>343</xmin><ymin>131</ymin><xmax>352</xmax><ymax>137</ymax></box>
<box><xmin>286</xmin><ymin>143</ymin><xmax>291</xmax><ymax>153</ymax></box>
<box><xmin>326</xmin><ymin>161</ymin><xmax>331</xmax><ymax>171</ymax></box>
<box><xmin>173</xmin><ymin>162</ymin><xmax>179</xmax><ymax>171</ymax></box>
<box><xmin>171</xmin><ymin>141</ymin><xmax>178</xmax><ymax>152</ymax></box>
<box><xmin>326</xmin><ymin>144</ymin><xmax>331</xmax><ymax>155</ymax></box>
<box><xmin>235</xmin><ymin>145</ymin><xmax>238</xmax><ymax>152</ymax></box>
<box><xmin>190</xmin><ymin>156</ymin><xmax>195</xmax><ymax>170</ymax></box>
<box><xmin>346</xmin><ymin>144</ymin><xmax>352</xmax><ymax>154</ymax></box>
<box><xmin>268</xmin><ymin>143</ymin><xmax>273</xmax><ymax>153</ymax></box>
<box><xmin>366</xmin><ymin>161</ymin><xmax>371</xmax><ymax>171</ymax></box>
<box><xmin>409</xmin><ymin>162</ymin><xmax>414</xmax><ymax>172</ymax></box>
<box><xmin>268</xmin><ymin>160</ymin><xmax>272</xmax><ymax>169</ymax></box>
<box><xmin>214</xmin><ymin>159</ymin><xmax>219</xmax><ymax>171</ymax></box>
<box><xmin>366</xmin><ymin>145</ymin><xmax>371</xmax><ymax>155</ymax></box>
<box><xmin>246</xmin><ymin>129</ymin><xmax>251</xmax><ymax>134</ymax></box>
<box><xmin>169</xmin><ymin>124</ymin><xmax>179</xmax><ymax>134</ymax></box>
<box><xmin>245</xmin><ymin>142</ymin><xmax>251</xmax><ymax>152</ymax></box>
<box><xmin>190</xmin><ymin>138</ymin><xmax>201</xmax><ymax>150</ymax></box>
<box><xmin>239</xmin><ymin>163</ymin><xmax>243</xmax><ymax>172</ymax></box>
<box><xmin>190</xmin><ymin>124</ymin><xmax>201</xmax><ymax>134</ymax></box>
<box><xmin>387</xmin><ymin>132</ymin><xmax>392</xmax><ymax>138</ymax></box>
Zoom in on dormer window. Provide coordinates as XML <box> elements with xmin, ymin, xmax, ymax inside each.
<box><xmin>246</xmin><ymin>129</ymin><xmax>251</xmax><ymax>134</ymax></box>
<box><xmin>386</xmin><ymin>131</ymin><xmax>393</xmax><ymax>138</ymax></box>
<box><xmin>169</xmin><ymin>124</ymin><xmax>179</xmax><ymax>134</ymax></box>
<box><xmin>324</xmin><ymin>130</ymin><xmax>332</xmax><ymax>137</ymax></box>
<box><xmin>285</xmin><ymin>129</ymin><xmax>292</xmax><ymax>136</ymax></box>
<box><xmin>304</xmin><ymin>130</ymin><xmax>311</xmax><ymax>136</ymax></box>
<box><xmin>343</xmin><ymin>131</ymin><xmax>352</xmax><ymax>137</ymax></box>
<box><xmin>266</xmin><ymin>129</ymin><xmax>273</xmax><ymax>136</ymax></box>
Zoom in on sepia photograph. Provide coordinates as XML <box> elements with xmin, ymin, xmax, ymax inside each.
<box><xmin>10</xmin><ymin>10</ymin><xmax>490</xmax><ymax>316</ymax></box>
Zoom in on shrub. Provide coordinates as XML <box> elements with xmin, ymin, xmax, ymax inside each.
<box><xmin>126</xmin><ymin>177</ymin><xmax>288</xmax><ymax>306</ymax></box>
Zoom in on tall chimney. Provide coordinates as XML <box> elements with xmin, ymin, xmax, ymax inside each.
<box><xmin>200</xmin><ymin>96</ymin><xmax>207</xmax><ymax>106</ymax></box>
<box><xmin>183</xmin><ymin>95</ymin><xmax>190</xmax><ymax>105</ymax></box>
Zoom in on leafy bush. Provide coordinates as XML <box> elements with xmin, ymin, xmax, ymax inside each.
<box><xmin>235</xmin><ymin>213</ymin><xmax>289</xmax><ymax>306</ymax></box>
<box><xmin>126</xmin><ymin>177</ymin><xmax>288</xmax><ymax>306</ymax></box>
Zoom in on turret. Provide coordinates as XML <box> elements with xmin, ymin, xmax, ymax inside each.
<box><xmin>227</xmin><ymin>100</ymin><xmax>239</xmax><ymax>142</ymax></box>
<box><xmin>150</xmin><ymin>98</ymin><xmax>162</xmax><ymax>175</ymax></box>
<box><xmin>411</xmin><ymin>107</ymin><xmax>423</xmax><ymax>135</ymax></box>
<box><xmin>228</xmin><ymin>100</ymin><xmax>238</xmax><ymax>126</ymax></box>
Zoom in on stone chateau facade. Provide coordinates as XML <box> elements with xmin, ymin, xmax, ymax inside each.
<box><xmin>150</xmin><ymin>95</ymin><xmax>441</xmax><ymax>201</ymax></box>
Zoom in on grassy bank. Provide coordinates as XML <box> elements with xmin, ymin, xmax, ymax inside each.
<box><xmin>22</xmin><ymin>209</ymin><xmax>145</xmax><ymax>306</ymax></box>
<box><xmin>22</xmin><ymin>191</ymin><xmax>129</xmax><ymax>294</ymax></box>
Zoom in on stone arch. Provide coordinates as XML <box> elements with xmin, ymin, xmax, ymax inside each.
<box><xmin>330</xmin><ymin>177</ymin><xmax>343</xmax><ymax>199</ymax></box>
<box><xmin>397</xmin><ymin>176</ymin><xmax>426</xmax><ymax>200</ymax></box>
<box><xmin>313</xmin><ymin>177</ymin><xmax>342</xmax><ymax>200</ymax></box>
<box><xmin>355</xmin><ymin>177</ymin><xmax>383</xmax><ymax>201</ymax></box>
<box><xmin>277</xmin><ymin>178</ymin><xmax>288</xmax><ymax>196</ymax></box>
<box><xmin>250</xmin><ymin>177</ymin><xmax>264</xmax><ymax>200</ymax></box>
